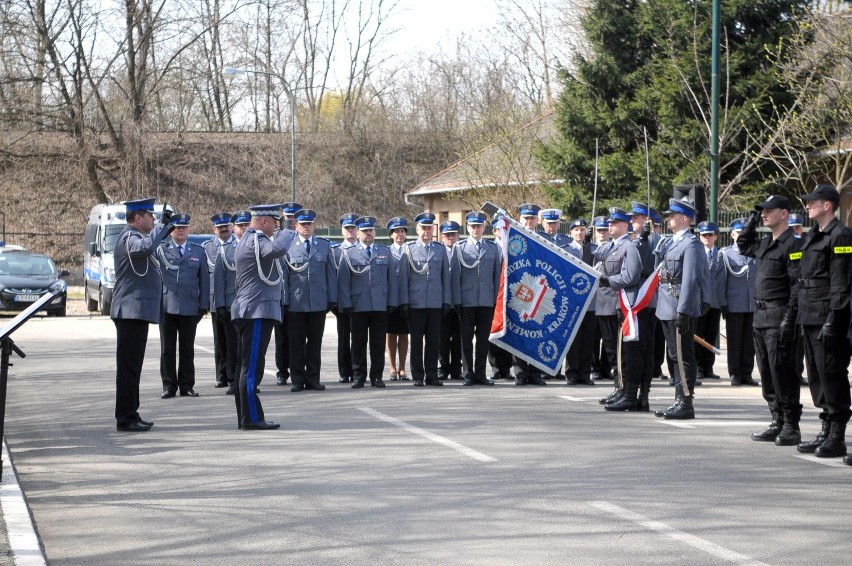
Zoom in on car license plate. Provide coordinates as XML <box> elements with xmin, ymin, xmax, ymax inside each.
<box><xmin>15</xmin><ymin>294</ymin><xmax>40</xmax><ymax>302</ymax></box>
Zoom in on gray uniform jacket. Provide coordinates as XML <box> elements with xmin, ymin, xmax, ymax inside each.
<box><xmin>110</xmin><ymin>222</ymin><xmax>170</xmax><ymax>324</ymax></box>
<box><xmin>543</xmin><ymin>232</ymin><xmax>572</xmax><ymax>249</ymax></box>
<box><xmin>703</xmin><ymin>246</ymin><xmax>726</xmax><ymax>309</ymax></box>
<box><xmin>213</xmin><ymin>240</ymin><xmax>238</xmax><ymax>311</ymax></box>
<box><xmin>399</xmin><ymin>241</ymin><xmax>451</xmax><ymax>309</ymax></box>
<box><xmin>595</xmin><ymin>234</ymin><xmax>641</xmax><ymax>315</ymax></box>
<box><xmin>655</xmin><ymin>230</ymin><xmax>711</xmax><ymax>320</ymax></box>
<box><xmin>284</xmin><ymin>235</ymin><xmax>337</xmax><ymax>312</ymax></box>
<box><xmin>720</xmin><ymin>244</ymin><xmax>755</xmax><ymax>314</ymax></box>
<box><xmin>389</xmin><ymin>242</ymin><xmax>406</xmax><ymax>308</ymax></box>
<box><xmin>337</xmin><ymin>244</ymin><xmax>399</xmax><ymax>312</ymax></box>
<box><xmin>450</xmin><ymin>238</ymin><xmax>501</xmax><ymax>308</ymax></box>
<box><xmin>202</xmin><ymin>237</ymin><xmax>233</xmax><ymax>308</ymax></box>
<box><xmin>231</xmin><ymin>228</ymin><xmax>292</xmax><ymax>322</ymax></box>
<box><xmin>158</xmin><ymin>240</ymin><xmax>210</xmax><ymax>315</ymax></box>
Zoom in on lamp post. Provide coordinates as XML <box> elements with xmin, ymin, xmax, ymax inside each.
<box><xmin>222</xmin><ymin>67</ymin><xmax>297</xmax><ymax>202</ymax></box>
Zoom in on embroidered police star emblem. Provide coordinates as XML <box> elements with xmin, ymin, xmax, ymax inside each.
<box><xmin>508</xmin><ymin>272</ymin><xmax>557</xmax><ymax>324</ymax></box>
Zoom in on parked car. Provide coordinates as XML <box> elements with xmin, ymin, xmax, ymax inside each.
<box><xmin>0</xmin><ymin>243</ymin><xmax>26</xmax><ymax>253</ymax></box>
<box><xmin>0</xmin><ymin>251</ymin><xmax>69</xmax><ymax>316</ymax></box>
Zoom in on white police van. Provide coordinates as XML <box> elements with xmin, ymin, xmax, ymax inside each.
<box><xmin>83</xmin><ymin>203</ymin><xmax>170</xmax><ymax>315</ymax></box>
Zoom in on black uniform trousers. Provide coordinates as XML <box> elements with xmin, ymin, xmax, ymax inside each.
<box><xmin>334</xmin><ymin>310</ymin><xmax>353</xmax><ymax>379</ymax></box>
<box><xmin>598</xmin><ymin>315</ymin><xmax>619</xmax><ymax>377</ymax></box>
<box><xmin>695</xmin><ymin>307</ymin><xmax>721</xmax><ymax>376</ymax></box>
<box><xmin>350</xmin><ymin>310</ymin><xmax>387</xmax><ymax>383</ymax></box>
<box><xmin>288</xmin><ymin>310</ymin><xmax>326</xmax><ymax>388</ymax></box>
<box><xmin>802</xmin><ymin>324</ymin><xmax>852</xmax><ymax>423</ymax></box>
<box><xmin>653</xmin><ymin>310</ymin><xmax>666</xmax><ymax>377</ymax></box>
<box><xmin>638</xmin><ymin>309</ymin><xmax>656</xmax><ymax>384</ymax></box>
<box><xmin>794</xmin><ymin>328</ymin><xmax>806</xmax><ymax>380</ymax></box>
<box><xmin>661</xmin><ymin>317</ymin><xmax>698</xmax><ymax>391</ymax></box>
<box><xmin>233</xmin><ymin>318</ymin><xmax>273</xmax><ymax>426</ymax></box>
<box><xmin>460</xmin><ymin>306</ymin><xmax>492</xmax><ymax>381</ymax></box>
<box><xmin>212</xmin><ymin>309</ymin><xmax>239</xmax><ymax>385</ymax></box>
<box><xmin>439</xmin><ymin>309</ymin><xmax>462</xmax><ymax>379</ymax></box>
<box><xmin>621</xmin><ymin>310</ymin><xmax>652</xmax><ymax>386</ymax></box>
<box><xmin>159</xmin><ymin>312</ymin><xmax>199</xmax><ymax>393</ymax></box>
<box><xmin>489</xmin><ymin>343</ymin><xmax>513</xmax><ymax>377</ymax></box>
<box><xmin>726</xmin><ymin>312</ymin><xmax>755</xmax><ymax>380</ymax></box>
<box><xmin>564</xmin><ymin>311</ymin><xmax>595</xmax><ymax>381</ymax></box>
<box><xmin>753</xmin><ymin>325</ymin><xmax>801</xmax><ymax>418</ymax></box>
<box><xmin>114</xmin><ymin>318</ymin><xmax>149</xmax><ymax>426</ymax></box>
<box><xmin>273</xmin><ymin>305</ymin><xmax>289</xmax><ymax>381</ymax></box>
<box><xmin>409</xmin><ymin>308</ymin><xmax>442</xmax><ymax>382</ymax></box>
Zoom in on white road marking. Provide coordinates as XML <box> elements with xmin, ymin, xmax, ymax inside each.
<box><xmin>588</xmin><ymin>501</ymin><xmax>770</xmax><ymax>566</ymax></box>
<box><xmin>558</xmin><ymin>395</ymin><xmax>767</xmax><ymax>402</ymax></box>
<box><xmin>358</xmin><ymin>408</ymin><xmax>497</xmax><ymax>463</ymax></box>
<box><xmin>794</xmin><ymin>455</ymin><xmax>849</xmax><ymax>468</ymax></box>
<box><xmin>1</xmin><ymin>440</ymin><xmax>47</xmax><ymax>566</ymax></box>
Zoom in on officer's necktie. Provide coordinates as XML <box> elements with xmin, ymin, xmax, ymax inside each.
<box><xmin>476</xmin><ymin>241</ymin><xmax>482</xmax><ymax>254</ymax></box>
<box><xmin>305</xmin><ymin>239</ymin><xmax>311</xmax><ymax>255</ymax></box>
<box><xmin>707</xmin><ymin>248</ymin><xmax>713</xmax><ymax>266</ymax></box>
<box><xmin>367</xmin><ymin>246</ymin><xmax>372</xmax><ymax>259</ymax></box>
<box><xmin>179</xmin><ymin>245</ymin><xmax>184</xmax><ymax>257</ymax></box>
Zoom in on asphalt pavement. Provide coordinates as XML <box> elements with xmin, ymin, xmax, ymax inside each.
<box><xmin>0</xmin><ymin>313</ymin><xmax>850</xmax><ymax>565</ymax></box>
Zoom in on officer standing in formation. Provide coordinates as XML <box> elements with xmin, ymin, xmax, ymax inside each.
<box><xmin>230</xmin><ymin>204</ymin><xmax>292</xmax><ymax>430</ymax></box>
<box><xmin>788</xmin><ymin>212</ymin><xmax>809</xmax><ymax>386</ymax></box>
<box><xmin>735</xmin><ymin>196</ymin><xmax>802</xmax><ymax>446</ymax></box>
<box><xmin>451</xmin><ymin>211</ymin><xmax>500</xmax><ymax>387</ymax></box>
<box><xmin>204</xmin><ymin>213</ymin><xmax>238</xmax><ymax>393</ymax></box>
<box><xmin>654</xmin><ymin>198</ymin><xmax>711</xmax><ymax>420</ymax></box>
<box><xmin>590</xmin><ymin>216</ymin><xmax>611</xmax><ymax>381</ymax></box>
<box><xmin>627</xmin><ymin>203</ymin><xmax>659</xmax><ymax>409</ymax></box>
<box><xmin>720</xmin><ymin>218</ymin><xmax>757</xmax><ymax>387</ymax></box>
<box><xmin>337</xmin><ymin>216</ymin><xmax>398</xmax><ymax>388</ymax></box>
<box><xmin>795</xmin><ymin>184</ymin><xmax>852</xmax><ymax>459</ymax></box>
<box><xmin>385</xmin><ymin>217</ymin><xmax>410</xmax><ymax>381</ymax></box>
<box><xmin>695</xmin><ymin>221</ymin><xmax>726</xmax><ymax>383</ymax></box>
<box><xmin>213</xmin><ymin>212</ymin><xmax>243</xmax><ymax>395</ymax></box>
<box><xmin>273</xmin><ymin>202</ymin><xmax>301</xmax><ymax>386</ymax></box>
<box><xmin>111</xmin><ymin>198</ymin><xmax>173</xmax><ymax>432</ymax></box>
<box><xmin>438</xmin><ymin>221</ymin><xmax>463</xmax><ymax>381</ymax></box>
<box><xmin>157</xmin><ymin>213</ymin><xmax>209</xmax><ymax>399</ymax></box>
<box><xmin>561</xmin><ymin>217</ymin><xmax>596</xmax><ymax>386</ymax></box>
<box><xmin>331</xmin><ymin>213</ymin><xmax>360</xmax><ymax>383</ymax></box>
<box><xmin>488</xmin><ymin>217</ymin><xmax>514</xmax><ymax>380</ymax></box>
<box><xmin>399</xmin><ymin>212</ymin><xmax>451</xmax><ymax>387</ymax></box>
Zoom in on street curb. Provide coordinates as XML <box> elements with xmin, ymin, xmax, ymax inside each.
<box><xmin>1</xmin><ymin>439</ymin><xmax>46</xmax><ymax>566</ymax></box>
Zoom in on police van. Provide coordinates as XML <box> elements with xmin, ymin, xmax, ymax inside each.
<box><xmin>83</xmin><ymin>203</ymin><xmax>170</xmax><ymax>314</ymax></box>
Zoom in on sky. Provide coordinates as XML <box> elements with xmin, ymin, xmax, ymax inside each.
<box><xmin>385</xmin><ymin>0</ymin><xmax>501</xmax><ymax>57</ymax></box>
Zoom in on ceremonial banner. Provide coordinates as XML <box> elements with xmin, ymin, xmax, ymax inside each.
<box><xmin>618</xmin><ymin>271</ymin><xmax>659</xmax><ymax>342</ymax></box>
<box><xmin>490</xmin><ymin>216</ymin><xmax>600</xmax><ymax>375</ymax></box>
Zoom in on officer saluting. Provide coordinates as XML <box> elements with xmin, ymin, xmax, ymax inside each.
<box><xmin>111</xmin><ymin>198</ymin><xmax>174</xmax><ymax>432</ymax></box>
<box><xmin>654</xmin><ymin>198</ymin><xmax>711</xmax><ymax>420</ymax></box>
<box><xmin>231</xmin><ymin>204</ymin><xmax>291</xmax><ymax>430</ymax></box>
<box><xmin>273</xmin><ymin>202</ymin><xmax>301</xmax><ymax>386</ymax></box>
<box><xmin>283</xmin><ymin>209</ymin><xmax>337</xmax><ymax>392</ymax></box>
<box><xmin>337</xmin><ymin>216</ymin><xmax>398</xmax><ymax>388</ymax></box>
<box><xmin>795</xmin><ymin>184</ymin><xmax>852</xmax><ymax>459</ymax></box>
<box><xmin>451</xmin><ymin>211</ymin><xmax>500</xmax><ymax>387</ymax></box>
<box><xmin>204</xmin><ymin>212</ymin><xmax>237</xmax><ymax>392</ymax></box>
<box><xmin>399</xmin><ymin>212</ymin><xmax>451</xmax><ymax>387</ymax></box>
<box><xmin>157</xmin><ymin>213</ymin><xmax>210</xmax><ymax>398</ymax></box>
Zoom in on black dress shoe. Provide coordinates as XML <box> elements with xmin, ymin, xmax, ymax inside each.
<box><xmin>530</xmin><ymin>376</ymin><xmax>548</xmax><ymax>386</ymax></box>
<box><xmin>225</xmin><ymin>384</ymin><xmax>235</xmax><ymax>395</ymax></box>
<box><xmin>291</xmin><ymin>384</ymin><xmax>305</xmax><ymax>392</ymax></box>
<box><xmin>180</xmin><ymin>389</ymin><xmax>199</xmax><ymax>397</ymax></box>
<box><xmin>276</xmin><ymin>375</ymin><xmax>288</xmax><ymax>386</ymax></box>
<box><xmin>476</xmin><ymin>377</ymin><xmax>495</xmax><ymax>386</ymax></box>
<box><xmin>214</xmin><ymin>381</ymin><xmax>228</xmax><ymax>388</ymax></box>
<box><xmin>117</xmin><ymin>421</ymin><xmax>152</xmax><ymax>432</ymax></box>
<box><xmin>352</xmin><ymin>379</ymin><xmax>366</xmax><ymax>389</ymax></box>
<box><xmin>463</xmin><ymin>377</ymin><xmax>475</xmax><ymax>386</ymax></box>
<box><xmin>306</xmin><ymin>383</ymin><xmax>326</xmax><ymax>391</ymax></box>
<box><xmin>413</xmin><ymin>380</ymin><xmax>424</xmax><ymax>386</ymax></box>
<box><xmin>242</xmin><ymin>420</ymin><xmax>281</xmax><ymax>430</ymax></box>
<box><xmin>137</xmin><ymin>418</ymin><xmax>154</xmax><ymax>427</ymax></box>
<box><xmin>339</xmin><ymin>375</ymin><xmax>352</xmax><ymax>383</ymax></box>
<box><xmin>741</xmin><ymin>376</ymin><xmax>760</xmax><ymax>386</ymax></box>
<box><xmin>372</xmin><ymin>379</ymin><xmax>386</xmax><ymax>388</ymax></box>
<box><xmin>161</xmin><ymin>390</ymin><xmax>176</xmax><ymax>399</ymax></box>
<box><xmin>425</xmin><ymin>379</ymin><xmax>444</xmax><ymax>386</ymax></box>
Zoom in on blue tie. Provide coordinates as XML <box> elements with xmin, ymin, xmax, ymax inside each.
<box><xmin>367</xmin><ymin>246</ymin><xmax>372</xmax><ymax>259</ymax></box>
<box><xmin>305</xmin><ymin>239</ymin><xmax>311</xmax><ymax>255</ymax></box>
<box><xmin>476</xmin><ymin>241</ymin><xmax>482</xmax><ymax>253</ymax></box>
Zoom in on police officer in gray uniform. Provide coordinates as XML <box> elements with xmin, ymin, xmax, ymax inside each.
<box><xmin>331</xmin><ymin>213</ymin><xmax>360</xmax><ymax>383</ymax></box>
<box><xmin>273</xmin><ymin>202</ymin><xmax>301</xmax><ymax>386</ymax></box>
<box><xmin>338</xmin><ymin>216</ymin><xmax>398</xmax><ymax>388</ymax></box>
<box><xmin>283</xmin><ymin>209</ymin><xmax>337</xmax><ymax>392</ymax></box>
<box><xmin>386</xmin><ymin>217</ymin><xmax>410</xmax><ymax>381</ymax></box>
<box><xmin>156</xmin><ymin>213</ymin><xmax>210</xmax><ymax>398</ymax></box>
<box><xmin>629</xmin><ymin>202</ymin><xmax>660</xmax><ymax>408</ymax></box>
<box><xmin>451</xmin><ymin>211</ymin><xmax>500</xmax><ymax>387</ymax></box>
<box><xmin>204</xmin><ymin>212</ymin><xmax>238</xmax><ymax>392</ymax></box>
<box><xmin>231</xmin><ymin>204</ymin><xmax>292</xmax><ymax>430</ymax></box>
<box><xmin>439</xmin><ymin>220</ymin><xmax>463</xmax><ymax>380</ymax></box>
<box><xmin>561</xmin><ymin>217</ymin><xmax>596</xmax><ymax>386</ymax></box>
<box><xmin>512</xmin><ymin>203</ymin><xmax>548</xmax><ymax>386</ymax></box>
<box><xmin>695</xmin><ymin>221</ymin><xmax>727</xmax><ymax>382</ymax></box>
<box><xmin>540</xmin><ymin>208</ymin><xmax>571</xmax><ymax>248</ymax></box>
<box><xmin>213</xmin><ymin>213</ymin><xmax>241</xmax><ymax>395</ymax></box>
<box><xmin>399</xmin><ymin>212</ymin><xmax>451</xmax><ymax>387</ymax></box>
<box><xmin>590</xmin><ymin>216</ymin><xmax>611</xmax><ymax>382</ymax></box>
<box><xmin>111</xmin><ymin>197</ymin><xmax>173</xmax><ymax>432</ymax></box>
<box><xmin>721</xmin><ymin>218</ymin><xmax>757</xmax><ymax>386</ymax></box>
<box><xmin>654</xmin><ymin>198</ymin><xmax>711</xmax><ymax>419</ymax></box>
<box><xmin>597</xmin><ymin>208</ymin><xmax>644</xmax><ymax>411</ymax></box>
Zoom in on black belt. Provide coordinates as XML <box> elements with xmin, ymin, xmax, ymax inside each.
<box><xmin>659</xmin><ymin>278</ymin><xmax>682</xmax><ymax>284</ymax></box>
<box><xmin>755</xmin><ymin>299</ymin><xmax>788</xmax><ymax>310</ymax></box>
<box><xmin>798</xmin><ymin>279</ymin><xmax>830</xmax><ymax>289</ymax></box>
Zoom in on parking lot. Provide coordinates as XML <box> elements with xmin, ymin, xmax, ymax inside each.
<box><xmin>1</xmin><ymin>312</ymin><xmax>850</xmax><ymax>565</ymax></box>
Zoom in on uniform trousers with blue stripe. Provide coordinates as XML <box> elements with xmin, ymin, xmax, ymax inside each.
<box><xmin>234</xmin><ymin>318</ymin><xmax>274</xmax><ymax>426</ymax></box>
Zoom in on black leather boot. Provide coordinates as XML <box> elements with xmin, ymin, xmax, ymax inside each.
<box><xmin>751</xmin><ymin>411</ymin><xmax>782</xmax><ymax>442</ymax></box>
<box><xmin>797</xmin><ymin>419</ymin><xmax>830</xmax><ymax>453</ymax></box>
<box><xmin>815</xmin><ymin>421</ymin><xmax>847</xmax><ymax>458</ymax></box>
<box><xmin>599</xmin><ymin>388</ymin><xmax>623</xmax><ymax>405</ymax></box>
<box><xmin>605</xmin><ymin>382</ymin><xmax>639</xmax><ymax>412</ymax></box>
<box><xmin>637</xmin><ymin>377</ymin><xmax>651</xmax><ymax>412</ymax></box>
<box><xmin>663</xmin><ymin>390</ymin><xmax>694</xmax><ymax>420</ymax></box>
<box><xmin>775</xmin><ymin>409</ymin><xmax>801</xmax><ymax>446</ymax></box>
<box><xmin>655</xmin><ymin>387</ymin><xmax>683</xmax><ymax>417</ymax></box>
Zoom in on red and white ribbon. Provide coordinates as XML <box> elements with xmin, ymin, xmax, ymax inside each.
<box><xmin>618</xmin><ymin>271</ymin><xmax>659</xmax><ymax>342</ymax></box>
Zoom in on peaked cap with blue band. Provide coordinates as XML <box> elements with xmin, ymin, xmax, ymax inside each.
<box><xmin>295</xmin><ymin>209</ymin><xmax>316</xmax><ymax>223</ymax></box>
<box><xmin>465</xmin><ymin>212</ymin><xmax>486</xmax><ymax>224</ymax></box>
<box><xmin>440</xmin><ymin>220</ymin><xmax>460</xmax><ymax>234</ymax></box>
<box><xmin>250</xmin><ymin>204</ymin><xmax>282</xmax><ymax>219</ymax></box>
<box><xmin>593</xmin><ymin>215</ymin><xmax>610</xmax><ymax>229</ymax></box>
<box><xmin>788</xmin><ymin>213</ymin><xmax>803</xmax><ymax>226</ymax></box>
<box><xmin>607</xmin><ymin>207</ymin><xmax>631</xmax><ymax>223</ymax></box>
<box><xmin>570</xmin><ymin>218</ymin><xmax>587</xmax><ymax>229</ymax></box>
<box><xmin>664</xmin><ymin>198</ymin><xmax>698</xmax><ymax>218</ymax></box>
<box><xmin>232</xmin><ymin>210</ymin><xmax>251</xmax><ymax>224</ymax></box>
<box><xmin>171</xmin><ymin>213</ymin><xmax>190</xmax><ymax>226</ymax></box>
<box><xmin>124</xmin><ymin>197</ymin><xmax>156</xmax><ymax>213</ymax></box>
<box><xmin>280</xmin><ymin>202</ymin><xmax>302</xmax><ymax>216</ymax></box>
<box><xmin>540</xmin><ymin>208</ymin><xmax>562</xmax><ymax>222</ymax></box>
<box><xmin>414</xmin><ymin>212</ymin><xmax>436</xmax><ymax>225</ymax></box>
<box><xmin>387</xmin><ymin>217</ymin><xmax>409</xmax><ymax>231</ymax></box>
<box><xmin>730</xmin><ymin>218</ymin><xmax>746</xmax><ymax>231</ymax></box>
<box><xmin>355</xmin><ymin>216</ymin><xmax>376</xmax><ymax>229</ymax></box>
<box><xmin>211</xmin><ymin>212</ymin><xmax>231</xmax><ymax>226</ymax></box>
<box><xmin>518</xmin><ymin>203</ymin><xmax>541</xmax><ymax>217</ymax></box>
<box><xmin>697</xmin><ymin>221</ymin><xmax>718</xmax><ymax>234</ymax></box>
<box><xmin>339</xmin><ymin>213</ymin><xmax>359</xmax><ymax>227</ymax></box>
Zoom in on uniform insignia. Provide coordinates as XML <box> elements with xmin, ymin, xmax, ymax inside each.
<box><xmin>789</xmin><ymin>252</ymin><xmax>802</xmax><ymax>260</ymax></box>
<box><xmin>833</xmin><ymin>246</ymin><xmax>852</xmax><ymax>254</ymax></box>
